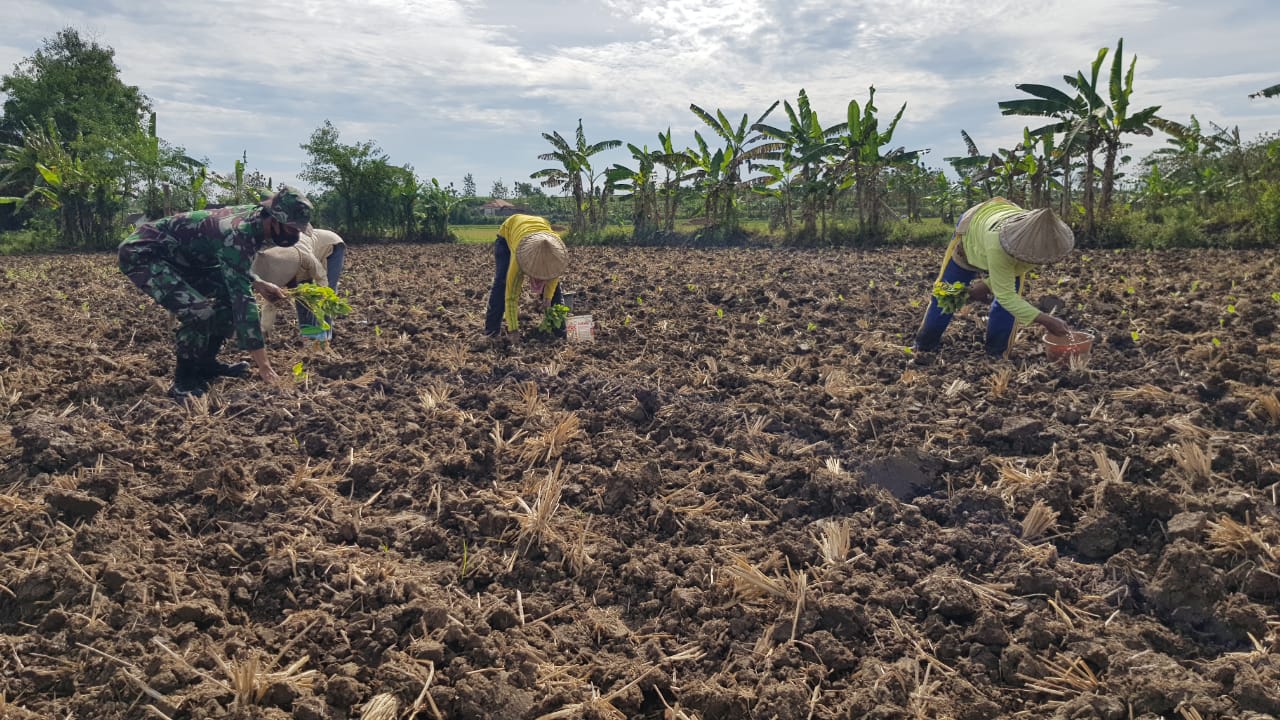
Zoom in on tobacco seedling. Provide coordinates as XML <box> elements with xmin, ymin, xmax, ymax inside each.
<box><xmin>931</xmin><ymin>280</ymin><xmax>968</xmax><ymax>314</ymax></box>
<box><xmin>806</xmin><ymin>322</ymin><xmax>817</xmax><ymax>332</ymax></box>
<box><xmin>715</xmin><ymin>308</ymin><xmax>724</xmax><ymax>318</ymax></box>
<box><xmin>291</xmin><ymin>360</ymin><xmax>308</xmax><ymax>388</ymax></box>
<box><xmin>537</xmin><ymin>304</ymin><xmax>571</xmax><ymax>333</ymax></box>
<box><xmin>289</xmin><ymin>283</ymin><xmax>352</xmax><ymax>335</ymax></box>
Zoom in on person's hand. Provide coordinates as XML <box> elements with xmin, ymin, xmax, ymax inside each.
<box><xmin>257</xmin><ymin>365</ymin><xmax>280</xmax><ymax>384</ymax></box>
<box><xmin>969</xmin><ymin>280</ymin><xmax>993</xmax><ymax>304</ymax></box>
<box><xmin>1036</xmin><ymin>313</ymin><xmax>1071</xmax><ymax>337</ymax></box>
<box><xmin>253</xmin><ymin>280</ymin><xmax>286</xmax><ymax>303</ymax></box>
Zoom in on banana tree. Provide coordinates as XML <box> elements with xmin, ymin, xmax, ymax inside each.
<box><xmin>687</xmin><ymin>101</ymin><xmax>779</xmax><ymax>234</ymax></box>
<box><xmin>751</xmin><ymin>89</ymin><xmax>836</xmax><ymax>243</ymax></box>
<box><xmin>533</xmin><ymin>119</ymin><xmax>620</xmax><ymax>236</ymax></box>
<box><xmin>416</xmin><ymin>177</ymin><xmax>458</xmax><ymax>242</ymax></box>
<box><xmin>653</xmin><ymin>128</ymin><xmax>694</xmax><ymax>233</ymax></box>
<box><xmin>830</xmin><ymin>86</ymin><xmax>920</xmax><ymax>235</ymax></box>
<box><xmin>605</xmin><ymin>143</ymin><xmax>660</xmax><ymax>239</ymax></box>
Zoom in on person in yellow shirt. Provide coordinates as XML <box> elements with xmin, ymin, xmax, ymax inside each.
<box><xmin>913</xmin><ymin>197</ymin><xmax>1074</xmax><ymax>357</ymax></box>
<box><xmin>484</xmin><ymin>214</ymin><xmax>568</xmax><ymax>338</ymax></box>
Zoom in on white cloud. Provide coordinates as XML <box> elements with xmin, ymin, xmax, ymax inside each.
<box><xmin>2</xmin><ymin>0</ymin><xmax>1277</xmax><ymax>192</ymax></box>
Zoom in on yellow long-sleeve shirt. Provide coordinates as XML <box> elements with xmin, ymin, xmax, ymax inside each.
<box><xmin>497</xmin><ymin>215</ymin><xmax>561</xmax><ymax>332</ymax></box>
<box><xmin>959</xmin><ymin>200</ymin><xmax>1042</xmax><ymax>325</ymax></box>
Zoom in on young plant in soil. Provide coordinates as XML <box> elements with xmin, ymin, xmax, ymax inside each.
<box><xmin>537</xmin><ymin>303</ymin><xmax>571</xmax><ymax>334</ymax></box>
<box><xmin>932</xmin><ymin>280</ymin><xmax>969</xmax><ymax>314</ymax></box>
<box><xmin>288</xmin><ymin>283</ymin><xmax>352</xmax><ymax>335</ymax></box>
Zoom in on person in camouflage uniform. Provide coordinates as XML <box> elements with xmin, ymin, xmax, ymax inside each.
<box><xmin>118</xmin><ymin>187</ymin><xmax>314</xmax><ymax>400</ymax></box>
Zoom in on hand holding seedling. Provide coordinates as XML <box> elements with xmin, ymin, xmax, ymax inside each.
<box><xmin>253</xmin><ymin>279</ymin><xmax>287</xmax><ymax>303</ymax></box>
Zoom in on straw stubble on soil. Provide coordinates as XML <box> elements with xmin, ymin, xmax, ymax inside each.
<box><xmin>1</xmin><ymin>244</ymin><xmax>1279</xmax><ymax>719</ymax></box>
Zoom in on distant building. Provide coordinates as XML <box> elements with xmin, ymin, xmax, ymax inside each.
<box><xmin>480</xmin><ymin>199</ymin><xmax>527</xmax><ymax>218</ymax></box>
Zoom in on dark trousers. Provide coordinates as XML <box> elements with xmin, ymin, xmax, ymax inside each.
<box><xmin>914</xmin><ymin>258</ymin><xmax>1021</xmax><ymax>357</ymax></box>
<box><xmin>485</xmin><ymin>236</ymin><xmax>564</xmax><ymax>336</ymax></box>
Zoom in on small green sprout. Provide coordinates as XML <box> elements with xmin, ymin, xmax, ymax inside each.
<box><xmin>806</xmin><ymin>322</ymin><xmax>817</xmax><ymax>332</ymax></box>
<box><xmin>715</xmin><ymin>308</ymin><xmax>724</xmax><ymax>318</ymax></box>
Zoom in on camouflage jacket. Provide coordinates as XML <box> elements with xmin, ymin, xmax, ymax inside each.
<box><xmin>121</xmin><ymin>205</ymin><xmax>272</xmax><ymax>351</ymax></box>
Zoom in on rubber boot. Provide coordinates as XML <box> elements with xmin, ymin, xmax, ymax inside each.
<box><xmin>201</xmin><ymin>336</ymin><xmax>250</xmax><ymax>380</ymax></box>
<box><xmin>168</xmin><ymin>358</ymin><xmax>209</xmax><ymax>401</ymax></box>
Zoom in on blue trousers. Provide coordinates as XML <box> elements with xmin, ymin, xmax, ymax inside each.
<box><xmin>485</xmin><ymin>237</ymin><xmax>564</xmax><ymax>336</ymax></box>
<box><xmin>296</xmin><ymin>243</ymin><xmax>345</xmax><ymax>341</ymax></box>
<box><xmin>914</xmin><ymin>258</ymin><xmax>1021</xmax><ymax>357</ymax></box>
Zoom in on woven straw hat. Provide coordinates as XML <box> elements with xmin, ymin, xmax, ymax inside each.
<box><xmin>515</xmin><ymin>231</ymin><xmax>567</xmax><ymax>280</ymax></box>
<box><xmin>998</xmin><ymin>208</ymin><xmax>1074</xmax><ymax>264</ymax></box>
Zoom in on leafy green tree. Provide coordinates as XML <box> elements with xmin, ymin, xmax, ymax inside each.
<box><xmin>532</xmin><ymin>119</ymin><xmax>620</xmax><ymax>235</ymax></box>
<box><xmin>0</xmin><ymin>28</ymin><xmax>150</xmax><ymax>143</ymax></box>
<box><xmin>490</xmin><ymin>178</ymin><xmax>509</xmax><ymax>199</ymax></box>
<box><xmin>605</xmin><ymin>143</ymin><xmax>660</xmax><ymax>240</ymax></box>
<box><xmin>300</xmin><ymin>120</ymin><xmax>402</xmax><ymax>240</ymax></box>
<box><xmin>687</xmin><ymin>102</ymin><xmax>778</xmax><ymax>236</ymax></box>
<box><xmin>751</xmin><ymin>89</ymin><xmax>837</xmax><ymax>243</ymax></box>
<box><xmin>416</xmin><ymin>178</ymin><xmax>458</xmax><ymax>242</ymax></box>
<box><xmin>999</xmin><ymin>38</ymin><xmax>1162</xmax><ymax>233</ymax></box>
<box><xmin>462</xmin><ymin>172</ymin><xmax>476</xmax><ymax>198</ymax></box>
<box><xmin>653</xmin><ymin>128</ymin><xmax>694</xmax><ymax>233</ymax></box>
<box><xmin>830</xmin><ymin>86</ymin><xmax>919</xmax><ymax>237</ymax></box>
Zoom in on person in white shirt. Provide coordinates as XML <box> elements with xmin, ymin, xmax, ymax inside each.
<box><xmin>251</xmin><ymin>228</ymin><xmax>346</xmax><ymax>343</ymax></box>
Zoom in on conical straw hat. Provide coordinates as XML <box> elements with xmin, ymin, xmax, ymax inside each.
<box><xmin>515</xmin><ymin>231</ymin><xmax>567</xmax><ymax>280</ymax></box>
<box><xmin>998</xmin><ymin>208</ymin><xmax>1074</xmax><ymax>264</ymax></box>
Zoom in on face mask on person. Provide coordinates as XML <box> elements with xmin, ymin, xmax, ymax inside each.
<box><xmin>263</xmin><ymin>216</ymin><xmax>302</xmax><ymax>248</ymax></box>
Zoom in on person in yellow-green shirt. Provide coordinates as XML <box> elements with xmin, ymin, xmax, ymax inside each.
<box><xmin>484</xmin><ymin>214</ymin><xmax>568</xmax><ymax>338</ymax></box>
<box><xmin>913</xmin><ymin>197</ymin><xmax>1074</xmax><ymax>357</ymax></box>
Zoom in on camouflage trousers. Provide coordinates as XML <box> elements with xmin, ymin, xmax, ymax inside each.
<box><xmin>118</xmin><ymin>244</ymin><xmax>233</xmax><ymax>360</ymax></box>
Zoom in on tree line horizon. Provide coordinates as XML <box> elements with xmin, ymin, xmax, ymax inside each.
<box><xmin>3</xmin><ymin>28</ymin><xmax>1278</xmax><ymax>252</ymax></box>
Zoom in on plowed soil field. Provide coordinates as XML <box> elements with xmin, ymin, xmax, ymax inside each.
<box><xmin>2</xmin><ymin>244</ymin><xmax>1279</xmax><ymax>720</ymax></box>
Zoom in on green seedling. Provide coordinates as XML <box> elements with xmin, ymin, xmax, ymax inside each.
<box><xmin>1212</xmin><ymin>337</ymin><xmax>1221</xmax><ymax>348</ymax></box>
<box><xmin>636</xmin><ymin>295</ymin><xmax>644</xmax><ymax>305</ymax></box>
<box><xmin>1131</xmin><ymin>330</ymin><xmax>1140</xmax><ymax>342</ymax></box>
<box><xmin>289</xmin><ymin>283</ymin><xmax>352</xmax><ymax>335</ymax></box>
<box><xmin>931</xmin><ymin>281</ymin><xmax>968</xmax><ymax>314</ymax></box>
<box><xmin>686</xmin><ymin>283</ymin><xmax>698</xmax><ymax>291</ymax></box>
<box><xmin>1271</xmin><ymin>292</ymin><xmax>1280</xmax><ymax>304</ymax></box>
<box><xmin>902</xmin><ymin>346</ymin><xmax>914</xmax><ymax>354</ymax></box>
<box><xmin>715</xmin><ymin>308</ymin><xmax>724</xmax><ymax>318</ymax></box>
<box><xmin>757</xmin><ymin>314</ymin><xmax>767</xmax><ymax>325</ymax></box>
<box><xmin>374</xmin><ymin>325</ymin><xmax>382</xmax><ymax>337</ymax></box>
<box><xmin>537</xmin><ymin>304</ymin><xmax>571</xmax><ymax>333</ymax></box>
<box><xmin>806</xmin><ymin>322</ymin><xmax>817</xmax><ymax>332</ymax></box>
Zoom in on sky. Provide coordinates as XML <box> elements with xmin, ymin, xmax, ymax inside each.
<box><xmin>3</xmin><ymin>0</ymin><xmax>1278</xmax><ymax>198</ymax></box>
